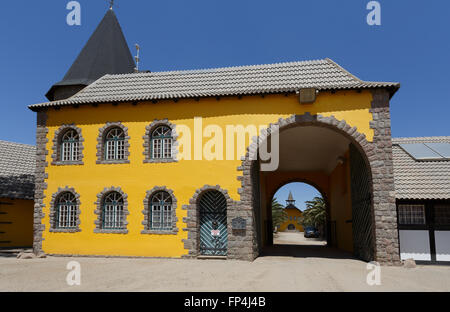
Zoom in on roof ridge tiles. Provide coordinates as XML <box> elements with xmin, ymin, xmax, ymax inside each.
<box><xmin>30</xmin><ymin>58</ymin><xmax>400</xmax><ymax>109</ymax></box>
<box><xmin>392</xmin><ymin>136</ymin><xmax>450</xmax><ymax>144</ymax></box>
<box><xmin>99</xmin><ymin>58</ymin><xmax>330</xmax><ymax>78</ymax></box>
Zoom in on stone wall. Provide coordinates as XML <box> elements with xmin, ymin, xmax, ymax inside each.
<box><xmin>369</xmin><ymin>89</ymin><xmax>400</xmax><ymax>265</ymax></box>
<box><xmin>33</xmin><ymin>111</ymin><xmax>48</xmax><ymax>254</ymax></box>
<box><xmin>236</xmin><ymin>105</ymin><xmax>400</xmax><ymax>264</ymax></box>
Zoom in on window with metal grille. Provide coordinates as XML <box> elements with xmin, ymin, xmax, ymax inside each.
<box><xmin>104</xmin><ymin>128</ymin><xmax>125</xmax><ymax>160</ymax></box>
<box><xmin>102</xmin><ymin>192</ymin><xmax>125</xmax><ymax>229</ymax></box>
<box><xmin>150</xmin><ymin>191</ymin><xmax>172</xmax><ymax>230</ymax></box>
<box><xmin>151</xmin><ymin>126</ymin><xmax>172</xmax><ymax>159</ymax></box>
<box><xmin>60</xmin><ymin>129</ymin><xmax>80</xmax><ymax>162</ymax></box>
<box><xmin>398</xmin><ymin>204</ymin><xmax>426</xmax><ymax>225</ymax></box>
<box><xmin>56</xmin><ymin>192</ymin><xmax>77</xmax><ymax>228</ymax></box>
<box><xmin>434</xmin><ymin>204</ymin><xmax>450</xmax><ymax>225</ymax></box>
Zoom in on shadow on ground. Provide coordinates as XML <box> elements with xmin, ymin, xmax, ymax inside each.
<box><xmin>0</xmin><ymin>248</ymin><xmax>32</xmax><ymax>258</ymax></box>
<box><xmin>261</xmin><ymin>244</ymin><xmax>356</xmax><ymax>260</ymax></box>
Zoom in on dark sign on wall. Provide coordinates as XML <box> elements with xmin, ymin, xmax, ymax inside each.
<box><xmin>232</xmin><ymin>217</ymin><xmax>246</xmax><ymax>230</ymax></box>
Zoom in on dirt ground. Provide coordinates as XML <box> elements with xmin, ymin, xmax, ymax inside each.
<box><xmin>274</xmin><ymin>231</ymin><xmax>327</xmax><ymax>246</ymax></box>
<box><xmin>0</xmin><ymin>232</ymin><xmax>449</xmax><ymax>292</ymax></box>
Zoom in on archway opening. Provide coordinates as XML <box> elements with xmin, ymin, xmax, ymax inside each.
<box><xmin>252</xmin><ymin>122</ymin><xmax>375</xmax><ymax>261</ymax></box>
<box><xmin>272</xmin><ymin>182</ymin><xmax>327</xmax><ymax>248</ymax></box>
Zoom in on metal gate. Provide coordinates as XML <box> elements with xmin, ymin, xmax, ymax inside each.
<box><xmin>349</xmin><ymin>143</ymin><xmax>375</xmax><ymax>262</ymax></box>
<box><xmin>199</xmin><ymin>190</ymin><xmax>228</xmax><ymax>256</ymax></box>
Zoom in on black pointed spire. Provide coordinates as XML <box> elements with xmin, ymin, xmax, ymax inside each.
<box><xmin>46</xmin><ymin>9</ymin><xmax>135</xmax><ymax>101</ymax></box>
<box><xmin>285</xmin><ymin>191</ymin><xmax>297</xmax><ymax>209</ymax></box>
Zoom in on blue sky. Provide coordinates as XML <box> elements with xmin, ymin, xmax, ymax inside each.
<box><xmin>0</xmin><ymin>0</ymin><xmax>449</xmax><ymax>145</ymax></box>
<box><xmin>273</xmin><ymin>182</ymin><xmax>322</xmax><ymax>211</ymax></box>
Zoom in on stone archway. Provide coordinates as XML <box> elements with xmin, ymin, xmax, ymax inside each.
<box><xmin>235</xmin><ymin>110</ymin><xmax>400</xmax><ymax>264</ymax></box>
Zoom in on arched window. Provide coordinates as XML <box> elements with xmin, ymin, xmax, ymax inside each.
<box><xmin>60</xmin><ymin>129</ymin><xmax>80</xmax><ymax>162</ymax></box>
<box><xmin>104</xmin><ymin>127</ymin><xmax>125</xmax><ymax>160</ymax></box>
<box><xmin>151</xmin><ymin>126</ymin><xmax>172</xmax><ymax>159</ymax></box>
<box><xmin>56</xmin><ymin>192</ymin><xmax>77</xmax><ymax>229</ymax></box>
<box><xmin>52</xmin><ymin>125</ymin><xmax>84</xmax><ymax>165</ymax></box>
<box><xmin>102</xmin><ymin>192</ymin><xmax>125</xmax><ymax>229</ymax></box>
<box><xmin>150</xmin><ymin>191</ymin><xmax>172</xmax><ymax>230</ymax></box>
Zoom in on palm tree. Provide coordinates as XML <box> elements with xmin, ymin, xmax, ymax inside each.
<box><xmin>271</xmin><ymin>197</ymin><xmax>287</xmax><ymax>231</ymax></box>
<box><xmin>300</xmin><ymin>196</ymin><xmax>326</xmax><ymax>228</ymax></box>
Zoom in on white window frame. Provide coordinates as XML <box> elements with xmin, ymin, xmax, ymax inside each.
<box><xmin>56</xmin><ymin>192</ymin><xmax>77</xmax><ymax>228</ymax></box>
<box><xmin>60</xmin><ymin>129</ymin><xmax>80</xmax><ymax>162</ymax></box>
<box><xmin>151</xmin><ymin>126</ymin><xmax>173</xmax><ymax>159</ymax></box>
<box><xmin>102</xmin><ymin>192</ymin><xmax>125</xmax><ymax>229</ymax></box>
<box><xmin>104</xmin><ymin>128</ymin><xmax>125</xmax><ymax>161</ymax></box>
<box><xmin>150</xmin><ymin>191</ymin><xmax>172</xmax><ymax>230</ymax></box>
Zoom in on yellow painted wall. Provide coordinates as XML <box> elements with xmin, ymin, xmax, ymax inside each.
<box><xmin>0</xmin><ymin>198</ymin><xmax>34</xmax><ymax>247</ymax></box>
<box><xmin>279</xmin><ymin>208</ymin><xmax>304</xmax><ymax>232</ymax></box>
<box><xmin>328</xmin><ymin>151</ymin><xmax>353</xmax><ymax>252</ymax></box>
<box><xmin>41</xmin><ymin>90</ymin><xmax>374</xmax><ymax>257</ymax></box>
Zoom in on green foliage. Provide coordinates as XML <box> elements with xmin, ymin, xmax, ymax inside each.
<box><xmin>272</xmin><ymin>197</ymin><xmax>288</xmax><ymax>230</ymax></box>
<box><xmin>300</xmin><ymin>196</ymin><xmax>326</xmax><ymax>228</ymax></box>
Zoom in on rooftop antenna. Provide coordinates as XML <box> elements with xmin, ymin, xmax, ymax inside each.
<box><xmin>134</xmin><ymin>44</ymin><xmax>140</xmax><ymax>72</ymax></box>
<box><xmin>109</xmin><ymin>0</ymin><xmax>114</xmax><ymax>10</ymax></box>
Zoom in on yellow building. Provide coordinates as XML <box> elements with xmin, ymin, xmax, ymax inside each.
<box><xmin>28</xmin><ymin>8</ymin><xmax>402</xmax><ymax>264</ymax></box>
<box><xmin>279</xmin><ymin>192</ymin><xmax>303</xmax><ymax>232</ymax></box>
<box><xmin>0</xmin><ymin>141</ymin><xmax>35</xmax><ymax>249</ymax></box>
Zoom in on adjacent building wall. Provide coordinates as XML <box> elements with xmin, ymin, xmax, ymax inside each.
<box><xmin>0</xmin><ymin>198</ymin><xmax>34</xmax><ymax>247</ymax></box>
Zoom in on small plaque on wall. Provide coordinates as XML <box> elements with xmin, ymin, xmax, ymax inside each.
<box><xmin>232</xmin><ymin>217</ymin><xmax>246</xmax><ymax>230</ymax></box>
<box><xmin>299</xmin><ymin>88</ymin><xmax>316</xmax><ymax>104</ymax></box>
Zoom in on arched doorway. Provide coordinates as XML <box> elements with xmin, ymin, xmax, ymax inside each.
<box><xmin>247</xmin><ymin>114</ymin><xmax>376</xmax><ymax>262</ymax></box>
<box><xmin>183</xmin><ymin>185</ymin><xmax>235</xmax><ymax>259</ymax></box>
<box><xmin>198</xmin><ymin>190</ymin><xmax>228</xmax><ymax>256</ymax></box>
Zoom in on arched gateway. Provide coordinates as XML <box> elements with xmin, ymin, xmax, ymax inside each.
<box><xmin>228</xmin><ymin>110</ymin><xmax>400</xmax><ymax>264</ymax></box>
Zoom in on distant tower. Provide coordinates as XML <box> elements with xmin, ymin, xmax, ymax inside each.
<box><xmin>285</xmin><ymin>191</ymin><xmax>296</xmax><ymax>208</ymax></box>
<box><xmin>45</xmin><ymin>7</ymin><xmax>136</xmax><ymax>101</ymax></box>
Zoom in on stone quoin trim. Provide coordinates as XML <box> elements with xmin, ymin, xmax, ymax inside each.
<box><xmin>49</xmin><ymin>187</ymin><xmax>82</xmax><ymax>233</ymax></box>
<box><xmin>51</xmin><ymin>124</ymin><xmax>84</xmax><ymax>166</ymax></box>
<box><xmin>369</xmin><ymin>89</ymin><xmax>400</xmax><ymax>265</ymax></box>
<box><xmin>96</xmin><ymin>122</ymin><xmax>131</xmax><ymax>164</ymax></box>
<box><xmin>141</xmin><ymin>186</ymin><xmax>179</xmax><ymax>234</ymax></box>
<box><xmin>143</xmin><ymin>119</ymin><xmax>179</xmax><ymax>163</ymax></box>
<box><xmin>182</xmin><ymin>185</ymin><xmax>236</xmax><ymax>259</ymax></box>
<box><xmin>33</xmin><ymin>111</ymin><xmax>49</xmax><ymax>255</ymax></box>
<box><xmin>93</xmin><ymin>187</ymin><xmax>129</xmax><ymax>234</ymax></box>
<box><xmin>236</xmin><ymin>107</ymin><xmax>400</xmax><ymax>265</ymax></box>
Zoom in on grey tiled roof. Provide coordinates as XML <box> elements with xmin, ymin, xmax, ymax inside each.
<box><xmin>0</xmin><ymin>140</ymin><xmax>35</xmax><ymax>200</ymax></box>
<box><xmin>392</xmin><ymin>137</ymin><xmax>450</xmax><ymax>200</ymax></box>
<box><xmin>30</xmin><ymin>58</ymin><xmax>399</xmax><ymax>110</ymax></box>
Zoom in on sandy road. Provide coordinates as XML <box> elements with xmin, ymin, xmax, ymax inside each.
<box><xmin>0</xmin><ymin>233</ymin><xmax>449</xmax><ymax>292</ymax></box>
